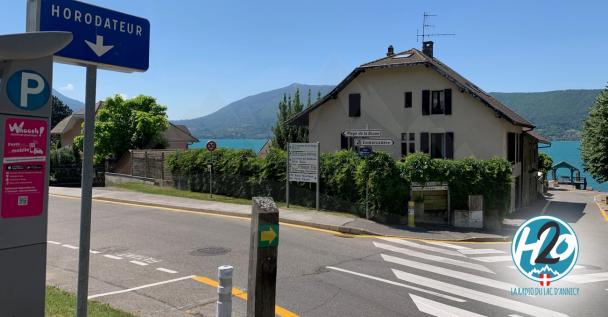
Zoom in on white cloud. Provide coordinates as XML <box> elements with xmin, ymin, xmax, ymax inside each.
<box><xmin>59</xmin><ymin>83</ymin><xmax>75</xmax><ymax>92</ymax></box>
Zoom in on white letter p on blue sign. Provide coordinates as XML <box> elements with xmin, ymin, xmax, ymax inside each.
<box><xmin>7</xmin><ymin>70</ymin><xmax>51</xmax><ymax>111</ymax></box>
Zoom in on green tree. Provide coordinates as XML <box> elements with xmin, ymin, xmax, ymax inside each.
<box><xmin>271</xmin><ymin>89</ymin><xmax>308</xmax><ymax>150</ymax></box>
<box><xmin>581</xmin><ymin>86</ymin><xmax>608</xmax><ymax>182</ymax></box>
<box><xmin>75</xmin><ymin>95</ymin><xmax>169</xmax><ymax>163</ymax></box>
<box><xmin>538</xmin><ymin>152</ymin><xmax>553</xmax><ymax>180</ymax></box>
<box><xmin>51</xmin><ymin>95</ymin><xmax>73</xmax><ymax>130</ymax></box>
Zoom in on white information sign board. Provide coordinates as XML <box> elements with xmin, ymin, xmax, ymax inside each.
<box><xmin>342</xmin><ymin>129</ymin><xmax>382</xmax><ymax>137</ymax></box>
<box><xmin>288</xmin><ymin>143</ymin><xmax>318</xmax><ymax>183</ymax></box>
<box><xmin>354</xmin><ymin>139</ymin><xmax>394</xmax><ymax>146</ymax></box>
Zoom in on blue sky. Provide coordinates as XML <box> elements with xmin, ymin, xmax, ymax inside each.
<box><xmin>1</xmin><ymin>0</ymin><xmax>607</xmax><ymax>119</ymax></box>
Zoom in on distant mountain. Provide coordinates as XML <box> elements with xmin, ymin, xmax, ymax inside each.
<box><xmin>490</xmin><ymin>89</ymin><xmax>601</xmax><ymax>140</ymax></box>
<box><xmin>176</xmin><ymin>85</ymin><xmax>601</xmax><ymax>141</ymax></box>
<box><xmin>174</xmin><ymin>83</ymin><xmax>334</xmax><ymax>139</ymax></box>
<box><xmin>52</xmin><ymin>89</ymin><xmax>85</xmax><ymax>111</ymax></box>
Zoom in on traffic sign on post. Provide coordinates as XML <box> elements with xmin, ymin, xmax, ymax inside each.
<box><xmin>27</xmin><ymin>0</ymin><xmax>151</xmax><ymax>72</ymax></box>
<box><xmin>354</xmin><ymin>139</ymin><xmax>395</xmax><ymax>146</ymax></box>
<box><xmin>206</xmin><ymin>140</ymin><xmax>217</xmax><ymax>152</ymax></box>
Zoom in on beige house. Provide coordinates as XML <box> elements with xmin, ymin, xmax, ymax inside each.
<box><xmin>288</xmin><ymin>42</ymin><xmax>550</xmax><ymax>210</ymax></box>
<box><xmin>51</xmin><ymin>103</ymin><xmax>199</xmax><ymax>150</ymax></box>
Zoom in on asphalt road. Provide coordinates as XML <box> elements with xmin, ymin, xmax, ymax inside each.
<box><xmin>46</xmin><ymin>189</ymin><xmax>608</xmax><ymax>317</ymax></box>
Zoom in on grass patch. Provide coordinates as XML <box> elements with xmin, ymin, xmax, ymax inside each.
<box><xmin>46</xmin><ymin>286</ymin><xmax>135</xmax><ymax>317</ymax></box>
<box><xmin>111</xmin><ymin>183</ymin><xmax>356</xmax><ymax>218</ymax></box>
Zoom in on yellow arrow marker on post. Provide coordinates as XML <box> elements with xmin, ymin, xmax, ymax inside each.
<box><xmin>259</xmin><ymin>224</ymin><xmax>279</xmax><ymax>248</ymax></box>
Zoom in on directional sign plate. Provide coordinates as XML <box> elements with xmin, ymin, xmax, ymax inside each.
<box><xmin>342</xmin><ymin>129</ymin><xmax>382</xmax><ymax>137</ymax></box>
<box><xmin>258</xmin><ymin>224</ymin><xmax>279</xmax><ymax>248</ymax></box>
<box><xmin>29</xmin><ymin>0</ymin><xmax>150</xmax><ymax>72</ymax></box>
<box><xmin>354</xmin><ymin>139</ymin><xmax>395</xmax><ymax>146</ymax></box>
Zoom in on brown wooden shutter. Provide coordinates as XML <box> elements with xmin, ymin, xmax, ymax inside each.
<box><xmin>349</xmin><ymin>94</ymin><xmax>361</xmax><ymax>117</ymax></box>
<box><xmin>507</xmin><ymin>133</ymin><xmax>515</xmax><ymax>163</ymax></box>
<box><xmin>422</xmin><ymin>90</ymin><xmax>430</xmax><ymax>115</ymax></box>
<box><xmin>446</xmin><ymin>132</ymin><xmax>454</xmax><ymax>159</ymax></box>
<box><xmin>420</xmin><ymin>133</ymin><xmax>429</xmax><ymax>153</ymax></box>
<box><xmin>444</xmin><ymin>89</ymin><xmax>452</xmax><ymax>115</ymax></box>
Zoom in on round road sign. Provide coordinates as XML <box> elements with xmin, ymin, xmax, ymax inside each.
<box><xmin>206</xmin><ymin>140</ymin><xmax>217</xmax><ymax>152</ymax></box>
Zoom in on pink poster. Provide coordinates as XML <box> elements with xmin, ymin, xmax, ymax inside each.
<box><xmin>1</xmin><ymin>117</ymin><xmax>48</xmax><ymax>218</ymax></box>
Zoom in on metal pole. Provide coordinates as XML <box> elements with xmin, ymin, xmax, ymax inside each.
<box><xmin>210</xmin><ymin>164</ymin><xmax>213</xmax><ymax>198</ymax></box>
<box><xmin>76</xmin><ymin>65</ymin><xmax>97</xmax><ymax>317</ymax></box>
<box><xmin>286</xmin><ymin>144</ymin><xmax>290</xmax><ymax>208</ymax></box>
<box><xmin>365</xmin><ymin>176</ymin><xmax>369</xmax><ymax>219</ymax></box>
<box><xmin>217</xmin><ymin>265</ymin><xmax>233</xmax><ymax>317</ymax></box>
<box><xmin>316</xmin><ymin>142</ymin><xmax>320</xmax><ymax>211</ymax></box>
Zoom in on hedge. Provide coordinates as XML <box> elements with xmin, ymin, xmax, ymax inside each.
<box><xmin>166</xmin><ymin>148</ymin><xmax>512</xmax><ymax>220</ymax></box>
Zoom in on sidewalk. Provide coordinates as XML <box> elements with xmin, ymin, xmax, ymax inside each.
<box><xmin>49</xmin><ymin>186</ymin><xmax>510</xmax><ymax>242</ymax></box>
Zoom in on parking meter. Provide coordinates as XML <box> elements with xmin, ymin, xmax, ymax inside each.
<box><xmin>0</xmin><ymin>32</ymin><xmax>72</xmax><ymax>316</ymax></box>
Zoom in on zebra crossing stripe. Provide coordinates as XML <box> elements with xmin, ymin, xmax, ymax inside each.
<box><xmin>378</xmin><ymin>238</ymin><xmax>466</xmax><ymax>257</ymax></box>
<box><xmin>373</xmin><ymin>242</ymin><xmax>494</xmax><ymax>274</ymax></box>
<box><xmin>410</xmin><ymin>294</ymin><xmax>486</xmax><ymax>317</ymax></box>
<box><xmin>458</xmin><ymin>249</ymin><xmax>505</xmax><ymax>255</ymax></box>
<box><xmin>563</xmin><ymin>272</ymin><xmax>608</xmax><ymax>284</ymax></box>
<box><xmin>425</xmin><ymin>241</ymin><xmax>471</xmax><ymax>250</ymax></box>
<box><xmin>381</xmin><ymin>254</ymin><xmax>517</xmax><ymax>291</ymax></box>
<box><xmin>471</xmin><ymin>255</ymin><xmax>513</xmax><ymax>263</ymax></box>
<box><xmin>392</xmin><ymin>269</ymin><xmax>570</xmax><ymax>317</ymax></box>
<box><xmin>326</xmin><ymin>266</ymin><xmax>465</xmax><ymax>303</ymax></box>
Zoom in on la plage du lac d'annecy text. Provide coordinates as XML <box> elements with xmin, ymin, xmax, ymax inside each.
<box><xmin>49</xmin><ymin>4</ymin><xmax>144</xmax><ymax>36</ymax></box>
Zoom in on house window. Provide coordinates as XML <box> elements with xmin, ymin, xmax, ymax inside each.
<box><xmin>422</xmin><ymin>89</ymin><xmax>452</xmax><ymax>115</ymax></box>
<box><xmin>421</xmin><ymin>132</ymin><xmax>454</xmax><ymax>159</ymax></box>
<box><xmin>404</xmin><ymin>92</ymin><xmax>412</xmax><ymax>108</ymax></box>
<box><xmin>431</xmin><ymin>90</ymin><xmax>445</xmax><ymax>114</ymax></box>
<box><xmin>401</xmin><ymin>133</ymin><xmax>416</xmax><ymax>157</ymax></box>
<box><xmin>507</xmin><ymin>132</ymin><xmax>521</xmax><ymax>164</ymax></box>
<box><xmin>349</xmin><ymin>93</ymin><xmax>361</xmax><ymax>117</ymax></box>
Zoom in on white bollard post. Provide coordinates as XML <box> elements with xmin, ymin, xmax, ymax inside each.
<box><xmin>217</xmin><ymin>265</ymin><xmax>233</xmax><ymax>317</ymax></box>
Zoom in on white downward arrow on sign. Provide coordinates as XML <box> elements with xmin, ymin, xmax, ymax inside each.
<box><xmin>85</xmin><ymin>35</ymin><xmax>114</xmax><ymax>57</ymax></box>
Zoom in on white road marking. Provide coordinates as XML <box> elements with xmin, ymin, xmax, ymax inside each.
<box><xmin>88</xmin><ymin>275</ymin><xmax>195</xmax><ymax>299</ymax></box>
<box><xmin>156</xmin><ymin>268</ymin><xmax>178</xmax><ymax>274</ymax></box>
<box><xmin>425</xmin><ymin>241</ymin><xmax>471</xmax><ymax>250</ymax></box>
<box><xmin>90</xmin><ymin>250</ymin><xmax>101</xmax><ymax>254</ymax></box>
<box><xmin>541</xmin><ymin>200</ymin><xmax>551</xmax><ymax>214</ymax></box>
<box><xmin>104</xmin><ymin>255</ymin><xmax>123</xmax><ymax>260</ymax></box>
<box><xmin>563</xmin><ymin>272</ymin><xmax>608</xmax><ymax>284</ymax></box>
<box><xmin>48</xmin><ymin>240</ymin><xmax>61</xmax><ymax>245</ymax></box>
<box><xmin>472</xmin><ymin>255</ymin><xmax>513</xmax><ymax>263</ymax></box>
<box><xmin>62</xmin><ymin>244</ymin><xmax>78</xmax><ymax>250</ymax></box>
<box><xmin>392</xmin><ymin>269</ymin><xmax>569</xmax><ymax>317</ymax></box>
<box><xmin>509</xmin><ymin>315</ymin><xmax>525</xmax><ymax>317</ymax></box>
<box><xmin>381</xmin><ymin>254</ymin><xmax>517</xmax><ymax>291</ymax></box>
<box><xmin>130</xmin><ymin>260</ymin><xmax>149</xmax><ymax>266</ymax></box>
<box><xmin>459</xmin><ymin>249</ymin><xmax>505</xmax><ymax>255</ymax></box>
<box><xmin>373</xmin><ymin>242</ymin><xmax>494</xmax><ymax>274</ymax></box>
<box><xmin>326</xmin><ymin>266</ymin><xmax>465</xmax><ymax>303</ymax></box>
<box><xmin>410</xmin><ymin>294</ymin><xmax>486</xmax><ymax>317</ymax></box>
<box><xmin>378</xmin><ymin>238</ymin><xmax>466</xmax><ymax>257</ymax></box>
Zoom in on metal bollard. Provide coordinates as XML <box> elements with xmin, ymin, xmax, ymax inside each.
<box><xmin>217</xmin><ymin>265</ymin><xmax>233</xmax><ymax>317</ymax></box>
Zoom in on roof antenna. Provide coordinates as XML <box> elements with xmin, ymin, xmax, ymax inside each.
<box><xmin>416</xmin><ymin>12</ymin><xmax>455</xmax><ymax>43</ymax></box>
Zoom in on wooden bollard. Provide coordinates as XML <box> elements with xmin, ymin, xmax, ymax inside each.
<box><xmin>247</xmin><ymin>197</ymin><xmax>279</xmax><ymax>317</ymax></box>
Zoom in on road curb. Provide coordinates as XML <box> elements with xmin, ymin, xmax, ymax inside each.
<box><xmin>50</xmin><ymin>193</ymin><xmax>510</xmax><ymax>242</ymax></box>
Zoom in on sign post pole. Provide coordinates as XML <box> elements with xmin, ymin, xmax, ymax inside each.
<box><xmin>247</xmin><ymin>197</ymin><xmax>279</xmax><ymax>317</ymax></box>
<box><xmin>316</xmin><ymin>142</ymin><xmax>320</xmax><ymax>210</ymax></box>
<box><xmin>286</xmin><ymin>145</ymin><xmax>290</xmax><ymax>208</ymax></box>
<box><xmin>76</xmin><ymin>65</ymin><xmax>97</xmax><ymax>317</ymax></box>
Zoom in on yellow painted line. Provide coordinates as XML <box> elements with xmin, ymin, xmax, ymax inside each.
<box><xmin>594</xmin><ymin>195</ymin><xmax>608</xmax><ymax>222</ymax></box>
<box><xmin>49</xmin><ymin>193</ymin><xmax>509</xmax><ymax>244</ymax></box>
<box><xmin>192</xmin><ymin>276</ymin><xmax>298</xmax><ymax>317</ymax></box>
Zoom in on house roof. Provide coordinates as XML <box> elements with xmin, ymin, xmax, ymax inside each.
<box><xmin>552</xmin><ymin>161</ymin><xmax>579</xmax><ymax>172</ymax></box>
<box><xmin>50</xmin><ymin>113</ymin><xmax>84</xmax><ymax>134</ymax></box>
<box><xmin>287</xmin><ymin>48</ymin><xmax>535</xmax><ymax>128</ymax></box>
<box><xmin>163</xmin><ymin>123</ymin><xmax>199</xmax><ymax>143</ymax></box>
<box><xmin>525</xmin><ymin>130</ymin><xmax>551</xmax><ymax>145</ymax></box>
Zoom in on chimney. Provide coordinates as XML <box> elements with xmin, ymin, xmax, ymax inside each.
<box><xmin>422</xmin><ymin>41</ymin><xmax>434</xmax><ymax>58</ymax></box>
<box><xmin>386</xmin><ymin>45</ymin><xmax>394</xmax><ymax>57</ymax></box>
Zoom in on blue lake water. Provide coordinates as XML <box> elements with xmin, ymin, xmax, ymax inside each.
<box><xmin>191</xmin><ymin>139</ymin><xmax>268</xmax><ymax>153</ymax></box>
<box><xmin>540</xmin><ymin>140</ymin><xmax>606</xmax><ymax>192</ymax></box>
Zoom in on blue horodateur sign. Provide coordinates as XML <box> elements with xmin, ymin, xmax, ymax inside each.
<box><xmin>29</xmin><ymin>0</ymin><xmax>150</xmax><ymax>72</ymax></box>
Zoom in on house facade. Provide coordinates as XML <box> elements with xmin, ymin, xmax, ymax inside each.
<box><xmin>289</xmin><ymin>42</ymin><xmax>549</xmax><ymax>210</ymax></box>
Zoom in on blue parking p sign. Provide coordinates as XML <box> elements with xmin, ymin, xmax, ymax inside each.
<box><xmin>6</xmin><ymin>70</ymin><xmax>50</xmax><ymax>111</ymax></box>
<box><xmin>28</xmin><ymin>0</ymin><xmax>150</xmax><ymax>72</ymax></box>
